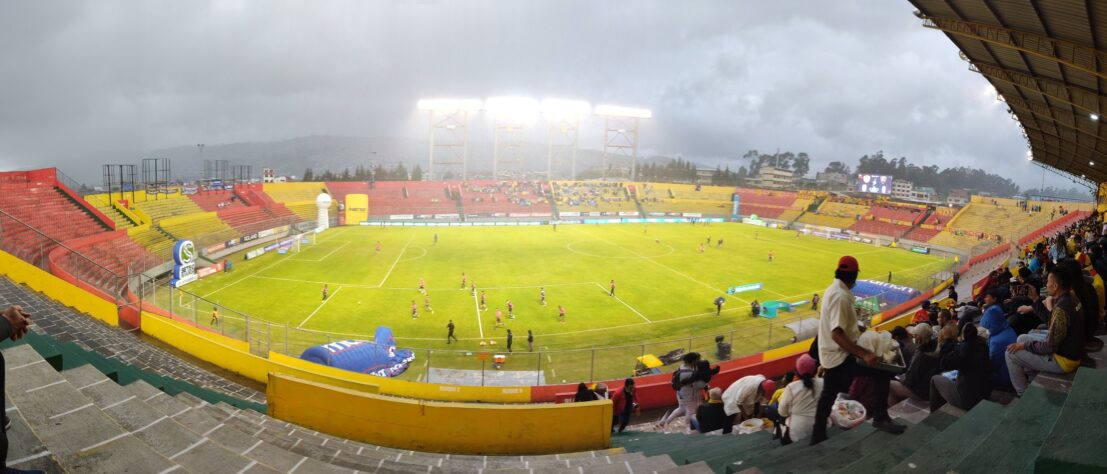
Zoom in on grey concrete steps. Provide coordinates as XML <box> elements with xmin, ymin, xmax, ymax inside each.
<box><xmin>60</xmin><ymin>364</ymin><xmax>280</xmax><ymax>474</ymax></box>
<box><xmin>4</xmin><ymin>398</ymin><xmax>63</xmax><ymax>473</ymax></box>
<box><xmin>4</xmin><ymin>344</ymin><xmax>177</xmax><ymax>473</ymax></box>
<box><xmin>121</xmin><ymin>380</ymin><xmax>351</xmax><ymax>473</ymax></box>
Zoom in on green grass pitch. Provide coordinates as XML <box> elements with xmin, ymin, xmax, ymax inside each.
<box><xmin>155</xmin><ymin>222</ymin><xmax>951</xmax><ymax>383</ymax></box>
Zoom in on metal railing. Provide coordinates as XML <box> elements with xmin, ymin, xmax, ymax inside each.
<box><xmin>138</xmin><ymin>257</ymin><xmax>957</xmax><ymax>385</ymax></box>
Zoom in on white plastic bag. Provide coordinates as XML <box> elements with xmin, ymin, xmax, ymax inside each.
<box><xmin>830</xmin><ymin>393</ymin><xmax>866</xmax><ymax>429</ymax></box>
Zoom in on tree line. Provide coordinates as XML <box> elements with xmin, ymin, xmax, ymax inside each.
<box><xmin>303</xmin><ymin>163</ymin><xmax>423</xmax><ymax>182</ymax></box>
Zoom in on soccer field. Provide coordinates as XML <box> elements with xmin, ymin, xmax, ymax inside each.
<box><xmin>155</xmin><ymin>222</ymin><xmax>951</xmax><ymax>383</ymax></box>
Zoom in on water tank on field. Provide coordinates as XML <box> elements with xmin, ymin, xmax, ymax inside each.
<box><xmin>316</xmin><ymin>192</ymin><xmax>332</xmax><ymax>231</ymax></box>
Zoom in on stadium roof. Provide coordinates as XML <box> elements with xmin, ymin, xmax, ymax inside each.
<box><xmin>909</xmin><ymin>0</ymin><xmax>1107</xmax><ymax>185</ymax></box>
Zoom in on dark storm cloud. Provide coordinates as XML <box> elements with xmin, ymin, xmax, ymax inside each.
<box><xmin>0</xmin><ymin>0</ymin><xmax>1064</xmax><ymax>188</ymax></box>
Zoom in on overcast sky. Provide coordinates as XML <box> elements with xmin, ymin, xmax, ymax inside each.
<box><xmin>0</xmin><ymin>0</ymin><xmax>1079</xmax><ymax>190</ymax></box>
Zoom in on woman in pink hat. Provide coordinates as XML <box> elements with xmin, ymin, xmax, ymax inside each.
<box><xmin>778</xmin><ymin>353</ymin><xmax>824</xmax><ymax>443</ymax></box>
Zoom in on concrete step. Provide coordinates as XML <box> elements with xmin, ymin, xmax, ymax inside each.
<box><xmin>60</xmin><ymin>364</ymin><xmax>280</xmax><ymax>474</ymax></box>
<box><xmin>831</xmin><ymin>410</ymin><xmax>956</xmax><ymax>473</ymax></box>
<box><xmin>731</xmin><ymin>424</ymin><xmax>876</xmax><ymax>474</ymax></box>
<box><xmin>1035</xmin><ymin>367</ymin><xmax>1107</xmax><ymax>472</ymax></box>
<box><xmin>955</xmin><ymin>385</ymin><xmax>1066</xmax><ymax>473</ymax></box>
<box><xmin>886</xmin><ymin>401</ymin><xmax>1008</xmax><ymax>473</ymax></box>
<box><xmin>3</xmin><ymin>345</ymin><xmax>178</xmax><ymax>473</ymax></box>
<box><xmin>4</xmin><ymin>397</ymin><xmax>63</xmax><ymax>473</ymax></box>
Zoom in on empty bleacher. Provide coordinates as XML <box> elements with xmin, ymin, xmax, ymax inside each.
<box><xmin>218</xmin><ymin>207</ymin><xmax>295</xmax><ymax>236</ymax></box>
<box><xmin>0</xmin><ymin>183</ymin><xmax>112</xmax><ymax>267</ymax></box>
<box><xmin>262</xmin><ymin>182</ymin><xmax>336</xmax><ymax>220</ymax></box>
<box><xmin>359</xmin><ymin>181</ymin><xmax>459</xmax><ymax>216</ymax></box>
<box><xmin>133</xmin><ymin>196</ymin><xmax>205</xmax><ymax>223</ymax></box>
<box><xmin>188</xmin><ymin>190</ymin><xmax>246</xmax><ymax>211</ymax></box>
<box><xmin>734</xmin><ymin>188</ymin><xmax>798</xmax><ymax>219</ymax></box>
<box><xmin>324</xmin><ymin>181</ymin><xmax>369</xmax><ymax>207</ymax></box>
<box><xmin>798</xmin><ymin>199</ymin><xmax>871</xmax><ymax>230</ymax></box>
<box><xmin>54</xmin><ymin>233</ymin><xmax>160</xmax><ymax>297</ymax></box>
<box><xmin>929</xmin><ymin>198</ymin><xmax>1093</xmax><ymax>251</ymax></box>
<box><xmin>158</xmin><ymin>212</ymin><xmax>240</xmax><ymax>249</ymax></box>
<box><xmin>127</xmin><ymin>226</ymin><xmax>176</xmax><ymax>260</ymax></box>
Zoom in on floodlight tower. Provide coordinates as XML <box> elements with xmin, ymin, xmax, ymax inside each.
<box><xmin>594</xmin><ymin>105</ymin><xmax>652</xmax><ymax>181</ymax></box>
<box><xmin>417</xmin><ymin>99</ymin><xmax>482</xmax><ymax>180</ymax></box>
<box><xmin>541</xmin><ymin>99</ymin><xmax>590</xmax><ymax>180</ymax></box>
<box><xmin>486</xmin><ymin>97</ymin><xmax>540</xmax><ymax>180</ymax></box>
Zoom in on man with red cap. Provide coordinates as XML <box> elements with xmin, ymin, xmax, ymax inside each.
<box><xmin>721</xmin><ymin>373</ymin><xmax>775</xmax><ymax>422</ymax></box>
<box><xmin>810</xmin><ymin>255</ymin><xmax>905</xmax><ymax>445</ymax></box>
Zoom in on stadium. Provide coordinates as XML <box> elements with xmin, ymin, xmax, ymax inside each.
<box><xmin>0</xmin><ymin>1</ymin><xmax>1106</xmax><ymax>473</ymax></box>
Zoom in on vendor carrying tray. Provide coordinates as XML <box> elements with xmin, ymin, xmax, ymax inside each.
<box><xmin>856</xmin><ymin>346</ymin><xmax>906</xmax><ymax>374</ymax></box>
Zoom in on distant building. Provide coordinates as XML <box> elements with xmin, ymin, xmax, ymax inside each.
<box><xmin>946</xmin><ymin>188</ymin><xmax>970</xmax><ymax>206</ymax></box>
<box><xmin>891</xmin><ymin>179</ymin><xmax>914</xmax><ymax>200</ymax></box>
<box><xmin>912</xmin><ymin>186</ymin><xmax>937</xmax><ymax>202</ymax></box>
<box><xmin>748</xmin><ymin>166</ymin><xmax>794</xmax><ymax>189</ymax></box>
<box><xmin>816</xmin><ymin>172</ymin><xmax>849</xmax><ymax>190</ymax></box>
<box><xmin>696</xmin><ymin>168</ymin><xmax>716</xmax><ymax>180</ymax></box>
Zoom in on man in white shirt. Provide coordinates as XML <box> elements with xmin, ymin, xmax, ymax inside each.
<box><xmin>810</xmin><ymin>256</ymin><xmax>906</xmax><ymax>445</ymax></box>
<box><xmin>721</xmin><ymin>374</ymin><xmax>775</xmax><ymax>421</ymax></box>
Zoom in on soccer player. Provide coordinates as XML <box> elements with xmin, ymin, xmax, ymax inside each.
<box><xmin>480</xmin><ymin>291</ymin><xmax>487</xmax><ymax>310</ymax></box>
<box><xmin>495</xmin><ymin>309</ymin><xmax>503</xmax><ymax>329</ymax></box>
<box><xmin>461</xmin><ymin>272</ymin><xmax>467</xmax><ymax>288</ymax></box>
<box><xmin>527</xmin><ymin>330</ymin><xmax>534</xmax><ymax>351</ymax></box>
<box><xmin>506</xmin><ymin>329</ymin><xmax>513</xmax><ymax>353</ymax></box>
<box><xmin>375</xmin><ymin>241</ymin><xmax>382</xmax><ymax>252</ymax></box>
<box><xmin>558</xmin><ymin>305</ymin><xmax>566</xmax><ymax>323</ymax></box>
<box><xmin>717</xmin><ymin>238</ymin><xmax>723</xmax><ymax>248</ymax></box>
<box><xmin>699</xmin><ymin>243</ymin><xmax>705</xmax><ymax>253</ymax></box>
<box><xmin>887</xmin><ymin>271</ymin><xmax>892</xmax><ymax>283</ymax></box>
<box><xmin>540</xmin><ymin>287</ymin><xmax>547</xmax><ymax>305</ymax></box>
<box><xmin>411</xmin><ymin>300</ymin><xmax>418</xmax><ymax>319</ymax></box>
<box><xmin>471</xmin><ymin>282</ymin><xmax>476</xmax><ymax>296</ymax></box>
<box><xmin>811</xmin><ymin>293</ymin><xmax>820</xmax><ymax>311</ymax></box>
<box><xmin>322</xmin><ymin>284</ymin><xmax>328</xmax><ymax>301</ymax></box>
<box><xmin>768</xmin><ymin>250</ymin><xmax>774</xmax><ymax>262</ymax></box>
<box><xmin>211</xmin><ymin>307</ymin><xmax>220</xmax><ymax>326</ymax></box>
<box><xmin>419</xmin><ymin>278</ymin><xmax>426</xmax><ymax>294</ymax></box>
<box><xmin>447</xmin><ymin>320</ymin><xmax>458</xmax><ymax>344</ymax></box>
<box><xmin>424</xmin><ymin>295</ymin><xmax>434</xmax><ymax>313</ymax></box>
<box><xmin>707</xmin><ymin>236</ymin><xmax>711</xmax><ymax>244</ymax></box>
<box><xmin>507</xmin><ymin>300</ymin><xmax>515</xmax><ymax>319</ymax></box>
<box><xmin>434</xmin><ymin>233</ymin><xmax>438</xmax><ymax>245</ymax></box>
<box><xmin>609</xmin><ymin>280</ymin><xmax>616</xmax><ymax>297</ymax></box>
<box><xmin>715</xmin><ymin>298</ymin><xmax>724</xmax><ymax>316</ymax></box>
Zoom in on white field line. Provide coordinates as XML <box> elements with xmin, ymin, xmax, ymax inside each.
<box><xmin>297</xmin><ymin>287</ymin><xmax>342</xmax><ymax>329</ymax></box>
<box><xmin>585</xmin><ymin>228</ymin><xmax>727</xmax><ymax>295</ymax></box>
<box><xmin>198</xmin><ymin>227</ymin><xmax>351</xmax><ymax>298</ymax></box>
<box><xmin>594</xmin><ymin>282</ymin><xmax>650</xmax><ymax>323</ymax></box>
<box><xmin>472</xmin><ymin>290</ymin><xmax>484</xmax><ymax>339</ymax></box>
<box><xmin>288</xmin><ymin>241</ymin><xmax>351</xmax><ymax>262</ymax></box>
<box><xmin>378</xmin><ymin>236</ymin><xmax>414</xmax><ymax>287</ymax></box>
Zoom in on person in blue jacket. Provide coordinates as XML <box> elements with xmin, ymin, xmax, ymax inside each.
<box><xmin>979</xmin><ymin>289</ymin><xmax>1016</xmax><ymax>391</ymax></box>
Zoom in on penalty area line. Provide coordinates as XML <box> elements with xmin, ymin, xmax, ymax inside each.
<box><xmin>298</xmin><ymin>287</ymin><xmax>342</xmax><ymax>329</ymax></box>
<box><xmin>594</xmin><ymin>282</ymin><xmax>651</xmax><ymax>323</ymax></box>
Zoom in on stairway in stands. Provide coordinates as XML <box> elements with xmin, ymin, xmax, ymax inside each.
<box><xmin>612</xmin><ymin>339</ymin><xmax>1107</xmax><ymax>473</ymax></box>
<box><xmin>0</xmin><ymin>338</ymin><xmax>701</xmax><ymax>473</ymax></box>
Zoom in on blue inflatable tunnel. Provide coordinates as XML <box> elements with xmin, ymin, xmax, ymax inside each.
<box><xmin>300</xmin><ymin>326</ymin><xmax>415</xmax><ymax>377</ymax></box>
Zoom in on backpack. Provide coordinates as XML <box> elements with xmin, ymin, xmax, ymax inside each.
<box><xmin>671</xmin><ymin>370</ymin><xmax>684</xmax><ymax>391</ymax></box>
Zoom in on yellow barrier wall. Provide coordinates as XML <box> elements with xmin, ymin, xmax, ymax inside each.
<box><xmin>0</xmin><ymin>251</ymin><xmax>118</xmax><ymax>326</ymax></box>
<box><xmin>111</xmin><ymin>200</ymin><xmax>146</xmax><ymax>226</ymax></box>
<box><xmin>268</xmin><ymin>373</ymin><xmax>612</xmax><ymax>455</ymax></box>
<box><xmin>344</xmin><ymin>193</ymin><xmax>368</xmax><ymax>224</ymax></box>
<box><xmin>141</xmin><ymin>313</ymin><xmax>537</xmax><ymax>402</ymax></box>
<box><xmin>761</xmin><ymin>338</ymin><xmax>813</xmax><ymax>361</ymax></box>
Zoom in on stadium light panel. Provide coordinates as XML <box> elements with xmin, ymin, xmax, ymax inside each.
<box><xmin>485</xmin><ymin>96</ymin><xmax>541</xmax><ymax>121</ymax></box>
<box><xmin>1026</xmin><ymin>151</ymin><xmax>1033</xmax><ymax>161</ymax></box>
<box><xmin>1092</xmin><ymin>113</ymin><xmax>1100</xmax><ymax>121</ymax></box>
<box><xmin>594</xmin><ymin>104</ymin><xmax>652</xmax><ymax>119</ymax></box>
<box><xmin>541</xmin><ymin>99</ymin><xmax>591</xmax><ymax>120</ymax></box>
<box><xmin>416</xmin><ymin>98</ymin><xmax>483</xmax><ymax>112</ymax></box>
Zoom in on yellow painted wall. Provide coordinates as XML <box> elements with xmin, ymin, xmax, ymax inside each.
<box><xmin>761</xmin><ymin>338</ymin><xmax>813</xmax><ymax>361</ymax></box>
<box><xmin>344</xmin><ymin>193</ymin><xmax>368</xmax><ymax>224</ymax></box>
<box><xmin>141</xmin><ymin>313</ymin><xmax>533</xmax><ymax>403</ymax></box>
<box><xmin>0</xmin><ymin>251</ymin><xmax>118</xmax><ymax>326</ymax></box>
<box><xmin>268</xmin><ymin>373</ymin><xmax>612</xmax><ymax>455</ymax></box>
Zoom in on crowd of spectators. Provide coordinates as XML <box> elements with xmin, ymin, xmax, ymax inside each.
<box><xmin>569</xmin><ymin>212</ymin><xmax>1103</xmax><ymax>451</ymax></box>
<box><xmin>555</xmin><ymin>181</ymin><xmax>631</xmax><ymax>208</ymax></box>
<box><xmin>463</xmin><ymin>180</ymin><xmax>547</xmax><ymax>207</ymax></box>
